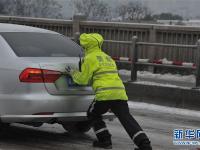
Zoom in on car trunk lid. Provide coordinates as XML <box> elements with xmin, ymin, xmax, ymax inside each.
<box><xmin>22</xmin><ymin>57</ymin><xmax>94</xmax><ymax>95</ymax></box>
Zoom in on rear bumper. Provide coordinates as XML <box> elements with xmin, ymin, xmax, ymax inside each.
<box><xmin>1</xmin><ymin>112</ymin><xmax>115</xmax><ymax>123</ymax></box>
<box><xmin>0</xmin><ymin>92</ymin><xmax>95</xmax><ymax>115</ymax></box>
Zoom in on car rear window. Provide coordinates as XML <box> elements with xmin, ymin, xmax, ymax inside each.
<box><xmin>1</xmin><ymin>32</ymin><xmax>81</xmax><ymax>57</ymax></box>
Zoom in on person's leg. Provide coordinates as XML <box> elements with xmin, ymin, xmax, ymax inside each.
<box><xmin>87</xmin><ymin>100</ymin><xmax>112</xmax><ymax>148</ymax></box>
<box><xmin>111</xmin><ymin>100</ymin><xmax>152</xmax><ymax>150</ymax></box>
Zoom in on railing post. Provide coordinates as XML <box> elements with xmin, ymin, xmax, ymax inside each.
<box><xmin>131</xmin><ymin>36</ymin><xmax>138</xmax><ymax>81</ymax></box>
<box><xmin>149</xmin><ymin>26</ymin><xmax>156</xmax><ymax>61</ymax></box>
<box><xmin>72</xmin><ymin>14</ymin><xmax>86</xmax><ymax>38</ymax></box>
<box><xmin>74</xmin><ymin>32</ymin><xmax>80</xmax><ymax>44</ymax></box>
<box><xmin>148</xmin><ymin>26</ymin><xmax>157</xmax><ymax>73</ymax></box>
<box><xmin>196</xmin><ymin>39</ymin><xmax>200</xmax><ymax>87</ymax></box>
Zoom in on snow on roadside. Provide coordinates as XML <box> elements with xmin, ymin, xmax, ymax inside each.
<box><xmin>138</xmin><ymin>71</ymin><xmax>195</xmax><ymax>83</ymax></box>
<box><xmin>134</xmin><ymin>81</ymin><xmax>191</xmax><ymax>89</ymax></box>
<box><xmin>119</xmin><ymin>69</ymin><xmax>195</xmax><ymax>83</ymax></box>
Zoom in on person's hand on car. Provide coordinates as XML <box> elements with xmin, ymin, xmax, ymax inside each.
<box><xmin>65</xmin><ymin>66</ymin><xmax>72</xmax><ymax>75</ymax></box>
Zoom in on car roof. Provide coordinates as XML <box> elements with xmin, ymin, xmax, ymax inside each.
<box><xmin>0</xmin><ymin>23</ymin><xmax>58</xmax><ymax>34</ymax></box>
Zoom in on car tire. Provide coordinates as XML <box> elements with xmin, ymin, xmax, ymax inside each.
<box><xmin>0</xmin><ymin>123</ymin><xmax>10</xmax><ymax>134</ymax></box>
<box><xmin>0</xmin><ymin>123</ymin><xmax>10</xmax><ymax>128</ymax></box>
<box><xmin>62</xmin><ymin>121</ymin><xmax>91</xmax><ymax>133</ymax></box>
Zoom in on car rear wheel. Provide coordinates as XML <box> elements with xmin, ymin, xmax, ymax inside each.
<box><xmin>0</xmin><ymin>123</ymin><xmax>10</xmax><ymax>134</ymax></box>
<box><xmin>62</xmin><ymin>121</ymin><xmax>91</xmax><ymax>133</ymax></box>
<box><xmin>0</xmin><ymin>123</ymin><xmax>10</xmax><ymax>128</ymax></box>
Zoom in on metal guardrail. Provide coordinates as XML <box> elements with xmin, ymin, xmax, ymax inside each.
<box><xmin>104</xmin><ymin>40</ymin><xmax>132</xmax><ymax>44</ymax></box>
<box><xmin>131</xmin><ymin>36</ymin><xmax>200</xmax><ymax>87</ymax></box>
<box><xmin>136</xmin><ymin>42</ymin><xmax>197</xmax><ymax>48</ymax></box>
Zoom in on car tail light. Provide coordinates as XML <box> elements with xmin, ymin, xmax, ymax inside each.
<box><xmin>42</xmin><ymin>69</ymin><xmax>62</xmax><ymax>83</ymax></box>
<box><xmin>19</xmin><ymin>68</ymin><xmax>61</xmax><ymax>83</ymax></box>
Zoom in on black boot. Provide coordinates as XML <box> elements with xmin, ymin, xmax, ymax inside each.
<box><xmin>138</xmin><ymin>140</ymin><xmax>152</xmax><ymax>150</ymax></box>
<box><xmin>134</xmin><ymin>147</ymin><xmax>152</xmax><ymax>150</ymax></box>
<box><xmin>93</xmin><ymin>140</ymin><xmax>112</xmax><ymax>149</ymax></box>
<box><xmin>134</xmin><ymin>148</ymin><xmax>151</xmax><ymax>150</ymax></box>
<box><xmin>134</xmin><ymin>133</ymin><xmax>152</xmax><ymax>150</ymax></box>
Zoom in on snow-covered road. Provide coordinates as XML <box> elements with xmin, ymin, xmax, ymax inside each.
<box><xmin>0</xmin><ymin>101</ymin><xmax>199</xmax><ymax>150</ymax></box>
<box><xmin>119</xmin><ymin>70</ymin><xmax>196</xmax><ymax>88</ymax></box>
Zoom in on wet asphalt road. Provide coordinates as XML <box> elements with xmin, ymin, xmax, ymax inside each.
<box><xmin>0</xmin><ymin>104</ymin><xmax>200</xmax><ymax>150</ymax></box>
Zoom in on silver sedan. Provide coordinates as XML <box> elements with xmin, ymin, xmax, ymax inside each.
<box><xmin>0</xmin><ymin>23</ymin><xmax>114</xmax><ymax>132</ymax></box>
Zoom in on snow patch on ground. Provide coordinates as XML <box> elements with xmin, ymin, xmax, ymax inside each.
<box><xmin>134</xmin><ymin>81</ymin><xmax>191</xmax><ymax>89</ymax></box>
<box><xmin>139</xmin><ymin>71</ymin><xmax>195</xmax><ymax>83</ymax></box>
<box><xmin>119</xmin><ymin>70</ymin><xmax>195</xmax><ymax>83</ymax></box>
<box><xmin>128</xmin><ymin>101</ymin><xmax>200</xmax><ymax>118</ymax></box>
<box><xmin>119</xmin><ymin>69</ymin><xmax>197</xmax><ymax>88</ymax></box>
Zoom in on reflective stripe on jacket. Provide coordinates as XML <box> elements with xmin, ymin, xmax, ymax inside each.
<box><xmin>71</xmin><ymin>33</ymin><xmax>128</xmax><ymax>101</ymax></box>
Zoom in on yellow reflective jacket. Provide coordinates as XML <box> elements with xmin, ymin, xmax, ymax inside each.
<box><xmin>71</xmin><ymin>33</ymin><xmax>128</xmax><ymax>101</ymax></box>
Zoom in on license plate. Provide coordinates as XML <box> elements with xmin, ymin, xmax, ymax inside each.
<box><xmin>65</xmin><ymin>76</ymin><xmax>80</xmax><ymax>87</ymax></box>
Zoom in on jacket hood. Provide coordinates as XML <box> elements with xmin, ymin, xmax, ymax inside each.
<box><xmin>80</xmin><ymin>33</ymin><xmax>104</xmax><ymax>55</ymax></box>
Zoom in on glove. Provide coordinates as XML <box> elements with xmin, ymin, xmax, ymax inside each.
<box><xmin>65</xmin><ymin>66</ymin><xmax>72</xmax><ymax>74</ymax></box>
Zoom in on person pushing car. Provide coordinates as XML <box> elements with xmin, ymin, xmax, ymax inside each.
<box><xmin>66</xmin><ymin>33</ymin><xmax>152</xmax><ymax>150</ymax></box>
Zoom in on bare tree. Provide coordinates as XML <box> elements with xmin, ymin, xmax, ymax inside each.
<box><xmin>116</xmin><ymin>4</ymin><xmax>128</xmax><ymax>21</ymax></box>
<box><xmin>0</xmin><ymin>0</ymin><xmax>11</xmax><ymax>14</ymax></box>
<box><xmin>116</xmin><ymin>1</ymin><xmax>151</xmax><ymax>21</ymax></box>
<box><xmin>71</xmin><ymin>0</ymin><xmax>111</xmax><ymax>21</ymax></box>
<box><xmin>0</xmin><ymin>0</ymin><xmax>62</xmax><ymax>19</ymax></box>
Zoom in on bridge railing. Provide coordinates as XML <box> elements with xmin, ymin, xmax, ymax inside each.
<box><xmin>103</xmin><ymin>37</ymin><xmax>200</xmax><ymax>87</ymax></box>
<box><xmin>1</xmin><ymin>15</ymin><xmax>200</xmax><ymax>65</ymax></box>
<box><xmin>0</xmin><ymin>15</ymin><xmax>74</xmax><ymax>37</ymax></box>
<box><xmin>79</xmin><ymin>20</ymin><xmax>200</xmax><ymax>66</ymax></box>
<box><xmin>130</xmin><ymin>36</ymin><xmax>200</xmax><ymax>87</ymax></box>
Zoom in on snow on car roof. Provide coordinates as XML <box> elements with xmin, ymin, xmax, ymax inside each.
<box><xmin>0</xmin><ymin>23</ymin><xmax>58</xmax><ymax>34</ymax></box>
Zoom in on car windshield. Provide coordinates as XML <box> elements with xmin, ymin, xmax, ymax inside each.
<box><xmin>1</xmin><ymin>32</ymin><xmax>81</xmax><ymax>57</ymax></box>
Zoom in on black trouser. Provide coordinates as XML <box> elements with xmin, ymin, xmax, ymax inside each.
<box><xmin>87</xmin><ymin>100</ymin><xmax>152</xmax><ymax>149</ymax></box>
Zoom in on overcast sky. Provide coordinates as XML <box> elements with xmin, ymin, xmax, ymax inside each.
<box><xmin>59</xmin><ymin>0</ymin><xmax>200</xmax><ymax>19</ymax></box>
